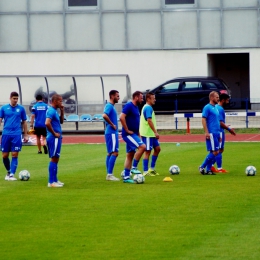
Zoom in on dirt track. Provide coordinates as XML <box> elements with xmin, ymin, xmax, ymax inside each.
<box><xmin>62</xmin><ymin>133</ymin><xmax>260</xmax><ymax>144</ymax></box>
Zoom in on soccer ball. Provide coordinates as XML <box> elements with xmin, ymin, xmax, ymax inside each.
<box><xmin>19</xmin><ymin>170</ymin><xmax>30</xmax><ymax>181</ymax></box>
<box><xmin>169</xmin><ymin>165</ymin><xmax>180</xmax><ymax>175</ymax></box>
<box><xmin>133</xmin><ymin>174</ymin><xmax>145</xmax><ymax>184</ymax></box>
<box><xmin>245</xmin><ymin>166</ymin><xmax>256</xmax><ymax>176</ymax></box>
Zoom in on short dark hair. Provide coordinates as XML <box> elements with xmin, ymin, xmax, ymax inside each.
<box><xmin>219</xmin><ymin>90</ymin><xmax>230</xmax><ymax>101</ymax></box>
<box><xmin>10</xmin><ymin>92</ymin><xmax>19</xmax><ymax>98</ymax></box>
<box><xmin>219</xmin><ymin>93</ymin><xmax>230</xmax><ymax>101</ymax></box>
<box><xmin>109</xmin><ymin>90</ymin><xmax>119</xmax><ymax>98</ymax></box>
<box><xmin>36</xmin><ymin>94</ymin><xmax>43</xmax><ymax>101</ymax></box>
<box><xmin>146</xmin><ymin>92</ymin><xmax>155</xmax><ymax>101</ymax></box>
<box><xmin>51</xmin><ymin>94</ymin><xmax>62</xmax><ymax>103</ymax></box>
<box><xmin>132</xmin><ymin>91</ymin><xmax>142</xmax><ymax>99</ymax></box>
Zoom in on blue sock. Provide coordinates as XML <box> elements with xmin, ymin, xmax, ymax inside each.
<box><xmin>206</xmin><ymin>153</ymin><xmax>216</xmax><ymax>172</ymax></box>
<box><xmin>108</xmin><ymin>155</ymin><xmax>117</xmax><ymax>174</ymax></box>
<box><xmin>143</xmin><ymin>159</ymin><xmax>149</xmax><ymax>172</ymax></box>
<box><xmin>3</xmin><ymin>158</ymin><xmax>10</xmax><ymax>172</ymax></box>
<box><xmin>133</xmin><ymin>159</ymin><xmax>139</xmax><ymax>168</ymax></box>
<box><xmin>216</xmin><ymin>153</ymin><xmax>222</xmax><ymax>169</ymax></box>
<box><xmin>212</xmin><ymin>156</ymin><xmax>216</xmax><ymax>166</ymax></box>
<box><xmin>200</xmin><ymin>157</ymin><xmax>208</xmax><ymax>168</ymax></box>
<box><xmin>124</xmin><ymin>168</ymin><xmax>131</xmax><ymax>179</ymax></box>
<box><xmin>106</xmin><ymin>155</ymin><xmax>111</xmax><ymax>173</ymax></box>
<box><xmin>10</xmin><ymin>157</ymin><xmax>18</xmax><ymax>174</ymax></box>
<box><xmin>54</xmin><ymin>164</ymin><xmax>58</xmax><ymax>182</ymax></box>
<box><xmin>201</xmin><ymin>153</ymin><xmax>215</xmax><ymax>169</ymax></box>
<box><xmin>48</xmin><ymin>161</ymin><xmax>56</xmax><ymax>183</ymax></box>
<box><xmin>151</xmin><ymin>155</ymin><xmax>158</xmax><ymax>169</ymax></box>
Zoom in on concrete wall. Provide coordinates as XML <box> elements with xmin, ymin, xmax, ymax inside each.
<box><xmin>0</xmin><ymin>48</ymin><xmax>259</xmax><ymax>102</ymax></box>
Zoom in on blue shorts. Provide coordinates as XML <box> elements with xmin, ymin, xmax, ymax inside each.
<box><xmin>219</xmin><ymin>131</ymin><xmax>225</xmax><ymax>150</ymax></box>
<box><xmin>105</xmin><ymin>133</ymin><xmax>119</xmax><ymax>153</ymax></box>
<box><xmin>206</xmin><ymin>132</ymin><xmax>220</xmax><ymax>152</ymax></box>
<box><xmin>47</xmin><ymin>136</ymin><xmax>62</xmax><ymax>158</ymax></box>
<box><xmin>122</xmin><ymin>133</ymin><xmax>144</xmax><ymax>153</ymax></box>
<box><xmin>1</xmin><ymin>134</ymin><xmax>22</xmax><ymax>152</ymax></box>
<box><xmin>141</xmin><ymin>136</ymin><xmax>160</xmax><ymax>151</ymax></box>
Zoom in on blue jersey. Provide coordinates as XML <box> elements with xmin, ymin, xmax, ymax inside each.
<box><xmin>202</xmin><ymin>103</ymin><xmax>220</xmax><ymax>133</ymax></box>
<box><xmin>46</xmin><ymin>106</ymin><xmax>62</xmax><ymax>138</ymax></box>
<box><xmin>121</xmin><ymin>101</ymin><xmax>140</xmax><ymax>137</ymax></box>
<box><xmin>31</xmin><ymin>101</ymin><xmax>48</xmax><ymax>128</ymax></box>
<box><xmin>142</xmin><ymin>105</ymin><xmax>153</xmax><ymax>120</ymax></box>
<box><xmin>0</xmin><ymin>104</ymin><xmax>27</xmax><ymax>135</ymax></box>
<box><xmin>216</xmin><ymin>104</ymin><xmax>225</xmax><ymax>133</ymax></box>
<box><xmin>103</xmin><ymin>102</ymin><xmax>118</xmax><ymax>134</ymax></box>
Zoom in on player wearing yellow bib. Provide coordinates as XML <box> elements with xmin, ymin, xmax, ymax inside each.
<box><xmin>140</xmin><ymin>92</ymin><xmax>161</xmax><ymax>176</ymax></box>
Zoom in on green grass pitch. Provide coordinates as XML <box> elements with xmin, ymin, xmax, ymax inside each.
<box><xmin>0</xmin><ymin>142</ymin><xmax>259</xmax><ymax>260</ymax></box>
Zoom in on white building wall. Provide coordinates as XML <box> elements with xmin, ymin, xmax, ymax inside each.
<box><xmin>249</xmin><ymin>50</ymin><xmax>260</xmax><ymax>100</ymax></box>
<box><xmin>0</xmin><ymin>48</ymin><xmax>259</xmax><ymax>99</ymax></box>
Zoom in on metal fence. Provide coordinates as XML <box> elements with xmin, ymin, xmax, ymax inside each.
<box><xmin>60</xmin><ymin>110</ymin><xmax>260</xmax><ymax>133</ymax></box>
<box><xmin>173</xmin><ymin>112</ymin><xmax>260</xmax><ymax>132</ymax></box>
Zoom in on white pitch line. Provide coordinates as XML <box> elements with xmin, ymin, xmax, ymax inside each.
<box><xmin>244</xmin><ymin>134</ymin><xmax>260</xmax><ymax>141</ymax></box>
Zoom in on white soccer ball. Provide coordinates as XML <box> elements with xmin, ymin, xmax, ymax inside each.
<box><xmin>133</xmin><ymin>174</ymin><xmax>145</xmax><ymax>184</ymax></box>
<box><xmin>169</xmin><ymin>165</ymin><xmax>180</xmax><ymax>175</ymax></box>
<box><xmin>19</xmin><ymin>170</ymin><xmax>30</xmax><ymax>181</ymax></box>
<box><xmin>245</xmin><ymin>166</ymin><xmax>256</xmax><ymax>176</ymax></box>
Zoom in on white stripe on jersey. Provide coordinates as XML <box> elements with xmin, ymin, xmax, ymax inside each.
<box><xmin>219</xmin><ymin>132</ymin><xmax>223</xmax><ymax>149</ymax></box>
<box><xmin>145</xmin><ymin>137</ymin><xmax>151</xmax><ymax>151</ymax></box>
<box><xmin>112</xmin><ymin>133</ymin><xmax>116</xmax><ymax>152</ymax></box>
<box><xmin>209</xmin><ymin>133</ymin><xmax>215</xmax><ymax>150</ymax></box>
<box><xmin>53</xmin><ymin>138</ymin><xmax>58</xmax><ymax>157</ymax></box>
<box><xmin>126</xmin><ymin>135</ymin><xmax>139</xmax><ymax>147</ymax></box>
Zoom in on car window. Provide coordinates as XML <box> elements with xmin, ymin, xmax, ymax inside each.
<box><xmin>218</xmin><ymin>80</ymin><xmax>228</xmax><ymax>90</ymax></box>
<box><xmin>160</xmin><ymin>82</ymin><xmax>179</xmax><ymax>93</ymax></box>
<box><xmin>205</xmin><ymin>82</ymin><xmax>219</xmax><ymax>90</ymax></box>
<box><xmin>181</xmin><ymin>81</ymin><xmax>202</xmax><ymax>91</ymax></box>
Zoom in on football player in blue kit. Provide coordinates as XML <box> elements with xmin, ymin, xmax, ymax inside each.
<box><xmin>199</xmin><ymin>91</ymin><xmax>221</xmax><ymax>175</ymax></box>
<box><xmin>30</xmin><ymin>94</ymin><xmax>48</xmax><ymax>154</ymax></box>
<box><xmin>0</xmin><ymin>92</ymin><xmax>28</xmax><ymax>181</ymax></box>
<box><xmin>212</xmin><ymin>90</ymin><xmax>236</xmax><ymax>173</ymax></box>
<box><xmin>45</xmin><ymin>94</ymin><xmax>64</xmax><ymax>188</ymax></box>
<box><xmin>140</xmin><ymin>92</ymin><xmax>161</xmax><ymax>177</ymax></box>
<box><xmin>103</xmin><ymin>90</ymin><xmax>120</xmax><ymax>181</ymax></box>
<box><xmin>120</xmin><ymin>91</ymin><xmax>146</xmax><ymax>183</ymax></box>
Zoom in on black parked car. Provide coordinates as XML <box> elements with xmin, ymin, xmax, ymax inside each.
<box><xmin>138</xmin><ymin>77</ymin><xmax>232</xmax><ymax>112</ymax></box>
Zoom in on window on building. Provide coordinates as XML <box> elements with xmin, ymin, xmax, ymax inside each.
<box><xmin>68</xmin><ymin>0</ymin><xmax>97</xmax><ymax>7</ymax></box>
<box><xmin>165</xmin><ymin>0</ymin><xmax>195</xmax><ymax>4</ymax></box>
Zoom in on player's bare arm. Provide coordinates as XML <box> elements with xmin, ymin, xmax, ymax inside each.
<box><xmin>103</xmin><ymin>113</ymin><xmax>116</xmax><ymax>130</ymax></box>
<box><xmin>147</xmin><ymin>118</ymin><xmax>159</xmax><ymax>139</ymax></box>
<box><xmin>45</xmin><ymin>118</ymin><xmax>60</xmax><ymax>138</ymax></box>
<box><xmin>220</xmin><ymin>121</ymin><xmax>236</xmax><ymax>136</ymax></box>
<box><xmin>202</xmin><ymin>117</ymin><xmax>210</xmax><ymax>139</ymax></box>
<box><xmin>22</xmin><ymin>120</ymin><xmax>29</xmax><ymax>142</ymax></box>
<box><xmin>120</xmin><ymin>113</ymin><xmax>133</xmax><ymax>134</ymax></box>
<box><xmin>59</xmin><ymin>104</ymin><xmax>64</xmax><ymax>124</ymax></box>
<box><xmin>30</xmin><ymin>114</ymin><xmax>35</xmax><ymax>128</ymax></box>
